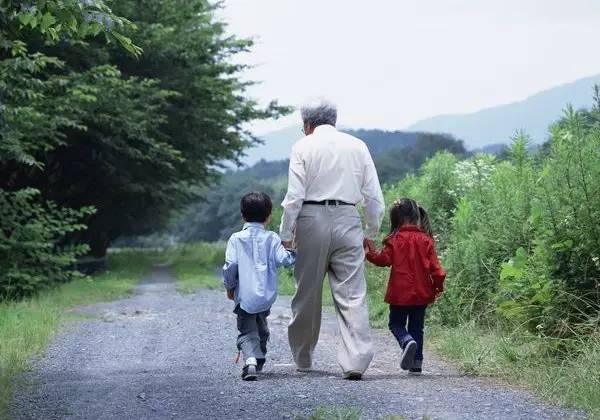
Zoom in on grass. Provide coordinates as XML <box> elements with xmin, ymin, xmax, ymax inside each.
<box><xmin>0</xmin><ymin>250</ymin><xmax>157</xmax><ymax>417</ymax></box>
<box><xmin>299</xmin><ymin>405</ymin><xmax>361</xmax><ymax>420</ymax></box>
<box><xmin>429</xmin><ymin>322</ymin><xmax>600</xmax><ymax>417</ymax></box>
<box><xmin>167</xmin><ymin>242</ymin><xmax>225</xmax><ymax>294</ymax></box>
<box><xmin>298</xmin><ymin>406</ymin><xmax>415</xmax><ymax>420</ymax></box>
<box><xmin>279</xmin><ymin>267</ymin><xmax>334</xmax><ymax>306</ymax></box>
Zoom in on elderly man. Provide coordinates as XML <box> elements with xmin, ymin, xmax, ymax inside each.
<box><xmin>280</xmin><ymin>99</ymin><xmax>385</xmax><ymax>379</ymax></box>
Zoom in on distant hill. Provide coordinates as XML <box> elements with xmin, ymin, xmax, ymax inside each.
<box><xmin>244</xmin><ymin>131</ymin><xmax>465</xmax><ymax>184</ymax></box>
<box><xmin>179</xmin><ymin>132</ymin><xmax>465</xmax><ymax>242</ymax></box>
<box><xmin>243</xmin><ymin>126</ymin><xmax>300</xmax><ymax>166</ymax></box>
<box><xmin>407</xmin><ymin>74</ymin><xmax>600</xmax><ymax>148</ymax></box>
<box><xmin>243</xmin><ymin>127</ymin><xmax>425</xmax><ymax>166</ymax></box>
<box><xmin>243</xmin><ymin>74</ymin><xmax>600</xmax><ymax>161</ymax></box>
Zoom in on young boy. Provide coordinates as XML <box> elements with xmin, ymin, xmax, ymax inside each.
<box><xmin>223</xmin><ymin>192</ymin><xmax>295</xmax><ymax>381</ymax></box>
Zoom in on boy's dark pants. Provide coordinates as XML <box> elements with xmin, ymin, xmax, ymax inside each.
<box><xmin>235</xmin><ymin>305</ymin><xmax>270</xmax><ymax>362</ymax></box>
<box><xmin>389</xmin><ymin>305</ymin><xmax>427</xmax><ymax>362</ymax></box>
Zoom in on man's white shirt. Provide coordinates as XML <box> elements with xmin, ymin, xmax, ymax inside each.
<box><xmin>279</xmin><ymin>124</ymin><xmax>385</xmax><ymax>241</ymax></box>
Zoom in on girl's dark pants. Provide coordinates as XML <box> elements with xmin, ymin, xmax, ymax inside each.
<box><xmin>389</xmin><ymin>305</ymin><xmax>427</xmax><ymax>362</ymax></box>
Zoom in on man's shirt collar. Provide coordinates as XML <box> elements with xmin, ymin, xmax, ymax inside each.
<box><xmin>312</xmin><ymin>124</ymin><xmax>337</xmax><ymax>135</ymax></box>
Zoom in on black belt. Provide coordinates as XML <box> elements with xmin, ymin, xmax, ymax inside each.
<box><xmin>303</xmin><ymin>200</ymin><xmax>355</xmax><ymax>206</ymax></box>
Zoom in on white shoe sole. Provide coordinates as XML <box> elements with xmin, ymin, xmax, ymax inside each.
<box><xmin>242</xmin><ymin>365</ymin><xmax>257</xmax><ymax>381</ymax></box>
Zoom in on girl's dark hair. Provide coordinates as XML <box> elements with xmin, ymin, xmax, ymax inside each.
<box><xmin>418</xmin><ymin>205</ymin><xmax>433</xmax><ymax>237</ymax></box>
<box><xmin>389</xmin><ymin>198</ymin><xmax>420</xmax><ymax>233</ymax></box>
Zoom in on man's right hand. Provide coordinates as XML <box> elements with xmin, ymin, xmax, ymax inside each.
<box><xmin>282</xmin><ymin>240</ymin><xmax>294</xmax><ymax>250</ymax></box>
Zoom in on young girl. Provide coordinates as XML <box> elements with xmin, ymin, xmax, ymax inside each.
<box><xmin>366</xmin><ymin>198</ymin><xmax>446</xmax><ymax>374</ymax></box>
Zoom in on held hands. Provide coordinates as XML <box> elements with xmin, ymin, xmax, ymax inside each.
<box><xmin>363</xmin><ymin>238</ymin><xmax>376</xmax><ymax>254</ymax></box>
<box><xmin>282</xmin><ymin>239</ymin><xmax>297</xmax><ymax>251</ymax></box>
<box><xmin>226</xmin><ymin>289</ymin><xmax>235</xmax><ymax>301</ymax></box>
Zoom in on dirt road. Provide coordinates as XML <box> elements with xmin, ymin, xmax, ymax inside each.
<box><xmin>13</xmin><ymin>266</ymin><xmax>584</xmax><ymax>419</ymax></box>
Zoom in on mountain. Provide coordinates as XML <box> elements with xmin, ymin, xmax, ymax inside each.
<box><xmin>242</xmin><ymin>74</ymin><xmax>600</xmax><ymax>162</ymax></box>
<box><xmin>178</xmin><ymin>132</ymin><xmax>466</xmax><ymax>242</ymax></box>
<box><xmin>243</xmin><ymin>126</ymin><xmax>300</xmax><ymax>166</ymax></box>
<box><xmin>243</xmin><ymin>127</ymin><xmax>423</xmax><ymax>166</ymax></box>
<box><xmin>407</xmin><ymin>74</ymin><xmax>600</xmax><ymax>148</ymax></box>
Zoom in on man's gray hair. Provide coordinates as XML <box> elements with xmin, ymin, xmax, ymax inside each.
<box><xmin>300</xmin><ymin>98</ymin><xmax>337</xmax><ymax>127</ymax></box>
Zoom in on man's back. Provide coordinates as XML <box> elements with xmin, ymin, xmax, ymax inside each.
<box><xmin>293</xmin><ymin>125</ymin><xmax>370</xmax><ymax>204</ymax></box>
<box><xmin>281</xmin><ymin>124</ymin><xmax>384</xmax><ymax>242</ymax></box>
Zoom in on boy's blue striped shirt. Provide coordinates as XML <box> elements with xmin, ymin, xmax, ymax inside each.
<box><xmin>223</xmin><ymin>222</ymin><xmax>295</xmax><ymax>314</ymax></box>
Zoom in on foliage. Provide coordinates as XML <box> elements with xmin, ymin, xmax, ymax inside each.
<box><xmin>0</xmin><ymin>1</ymin><xmax>140</xmax><ymax>297</ymax></box>
<box><xmin>0</xmin><ymin>0</ymin><xmax>140</xmax><ymax>55</ymax></box>
<box><xmin>2</xmin><ymin>0</ymin><xmax>289</xmax><ymax>258</ymax></box>
<box><xmin>1</xmin><ymin>0</ymin><xmax>285</xmax><ymax>297</ymax></box>
<box><xmin>384</xmin><ymin>94</ymin><xmax>600</xmax><ymax>338</ymax></box>
<box><xmin>166</xmin><ymin>243</ymin><xmax>225</xmax><ymax>294</ymax></box>
<box><xmin>0</xmin><ymin>189</ymin><xmax>94</xmax><ymax>299</ymax></box>
<box><xmin>175</xmin><ymin>160</ymin><xmax>289</xmax><ymax>242</ymax></box>
<box><xmin>374</xmin><ymin>132</ymin><xmax>466</xmax><ymax>184</ymax></box>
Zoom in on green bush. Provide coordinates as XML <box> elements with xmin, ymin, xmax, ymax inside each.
<box><xmin>0</xmin><ymin>189</ymin><xmax>94</xmax><ymax>299</ymax></box>
<box><xmin>382</xmin><ymin>94</ymin><xmax>600</xmax><ymax>339</ymax></box>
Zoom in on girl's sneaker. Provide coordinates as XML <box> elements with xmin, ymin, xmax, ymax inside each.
<box><xmin>409</xmin><ymin>359</ymin><xmax>422</xmax><ymax>375</ymax></box>
<box><xmin>400</xmin><ymin>340</ymin><xmax>417</xmax><ymax>370</ymax></box>
<box><xmin>242</xmin><ymin>357</ymin><xmax>258</xmax><ymax>381</ymax></box>
<box><xmin>256</xmin><ymin>358</ymin><xmax>266</xmax><ymax>373</ymax></box>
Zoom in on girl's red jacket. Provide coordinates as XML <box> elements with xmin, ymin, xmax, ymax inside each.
<box><xmin>366</xmin><ymin>225</ymin><xmax>446</xmax><ymax>306</ymax></box>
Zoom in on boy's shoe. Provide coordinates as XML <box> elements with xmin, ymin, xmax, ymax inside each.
<box><xmin>256</xmin><ymin>358</ymin><xmax>266</xmax><ymax>373</ymax></box>
<box><xmin>296</xmin><ymin>363</ymin><xmax>312</xmax><ymax>372</ymax></box>
<box><xmin>409</xmin><ymin>359</ymin><xmax>423</xmax><ymax>375</ymax></box>
<box><xmin>342</xmin><ymin>371</ymin><xmax>363</xmax><ymax>380</ymax></box>
<box><xmin>400</xmin><ymin>340</ymin><xmax>417</xmax><ymax>370</ymax></box>
<box><xmin>242</xmin><ymin>357</ymin><xmax>258</xmax><ymax>381</ymax></box>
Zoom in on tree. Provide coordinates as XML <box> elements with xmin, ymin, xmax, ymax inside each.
<box><xmin>0</xmin><ymin>0</ymin><xmax>142</xmax><ymax>296</ymax></box>
<box><xmin>2</xmin><ymin>0</ymin><xmax>290</xmax><ymax>257</ymax></box>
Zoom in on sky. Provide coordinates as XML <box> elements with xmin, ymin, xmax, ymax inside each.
<box><xmin>220</xmin><ymin>0</ymin><xmax>600</xmax><ymax>135</ymax></box>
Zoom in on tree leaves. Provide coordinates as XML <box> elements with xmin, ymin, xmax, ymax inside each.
<box><xmin>388</xmin><ymin>94</ymin><xmax>600</xmax><ymax>337</ymax></box>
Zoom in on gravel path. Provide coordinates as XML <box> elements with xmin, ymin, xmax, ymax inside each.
<box><xmin>13</xmin><ymin>266</ymin><xmax>585</xmax><ymax>419</ymax></box>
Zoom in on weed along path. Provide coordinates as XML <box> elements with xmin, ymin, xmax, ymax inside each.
<box><xmin>13</xmin><ymin>266</ymin><xmax>584</xmax><ymax>420</ymax></box>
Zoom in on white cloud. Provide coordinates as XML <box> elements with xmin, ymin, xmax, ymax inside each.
<box><xmin>220</xmin><ymin>0</ymin><xmax>600</xmax><ymax>134</ymax></box>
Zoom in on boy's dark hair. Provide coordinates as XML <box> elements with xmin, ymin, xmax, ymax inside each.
<box><xmin>240</xmin><ymin>192</ymin><xmax>272</xmax><ymax>223</ymax></box>
<box><xmin>389</xmin><ymin>197</ymin><xmax>420</xmax><ymax>233</ymax></box>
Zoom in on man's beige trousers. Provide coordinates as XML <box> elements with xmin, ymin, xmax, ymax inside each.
<box><xmin>288</xmin><ymin>204</ymin><xmax>374</xmax><ymax>374</ymax></box>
